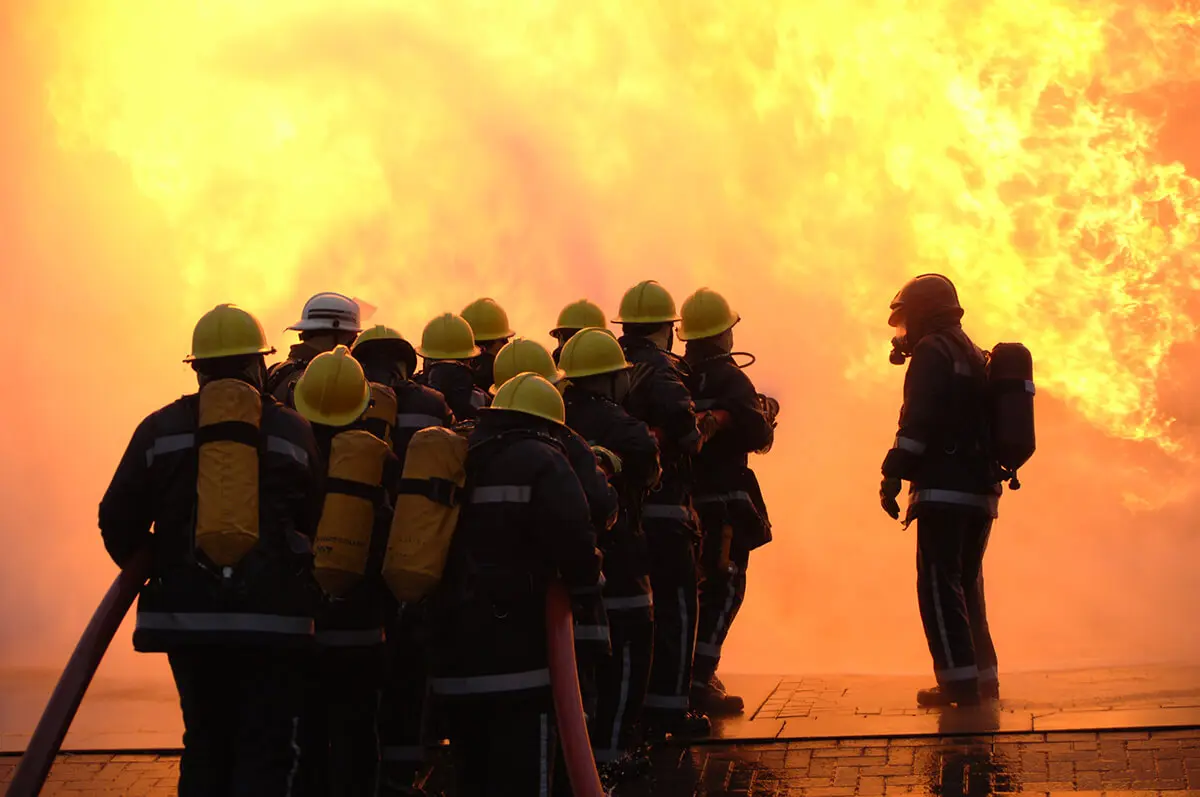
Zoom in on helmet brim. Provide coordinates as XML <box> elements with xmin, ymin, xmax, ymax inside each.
<box><xmin>416</xmin><ymin>344</ymin><xmax>482</xmax><ymax>360</ymax></box>
<box><xmin>293</xmin><ymin>385</ymin><xmax>372</xmax><ymax>428</ymax></box>
<box><xmin>489</xmin><ymin>368</ymin><xmax>566</xmax><ymax>396</ymax></box>
<box><xmin>183</xmin><ymin>345</ymin><xmax>275</xmax><ymax>363</ymax></box>
<box><xmin>678</xmin><ymin>314</ymin><xmax>740</xmax><ymax>342</ymax></box>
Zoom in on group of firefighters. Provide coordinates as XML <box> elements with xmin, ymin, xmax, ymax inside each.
<box><xmin>98</xmin><ymin>272</ymin><xmax>1018</xmax><ymax>796</ymax></box>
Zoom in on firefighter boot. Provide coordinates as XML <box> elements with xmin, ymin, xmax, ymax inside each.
<box><xmin>917</xmin><ymin>680</ymin><xmax>981</xmax><ymax>708</ymax></box>
<box><xmin>691</xmin><ymin>675</ymin><xmax>745</xmax><ymax>716</ymax></box>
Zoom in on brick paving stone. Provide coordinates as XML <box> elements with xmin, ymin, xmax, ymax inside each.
<box><xmin>8</xmin><ymin>726</ymin><xmax>1200</xmax><ymax>795</ymax></box>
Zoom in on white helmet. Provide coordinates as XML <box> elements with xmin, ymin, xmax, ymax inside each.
<box><xmin>286</xmin><ymin>292</ymin><xmax>362</xmax><ymax>333</ymax></box>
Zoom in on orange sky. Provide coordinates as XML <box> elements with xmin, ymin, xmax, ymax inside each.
<box><xmin>3</xmin><ymin>1</ymin><xmax>1200</xmax><ymax>677</ymax></box>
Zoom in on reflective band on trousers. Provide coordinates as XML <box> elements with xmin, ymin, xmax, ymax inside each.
<box><xmin>892</xmin><ymin>435</ymin><xmax>927</xmax><ymax>455</ymax></box>
<box><xmin>911</xmin><ymin>489</ymin><xmax>998</xmax><ymax>513</ymax></box>
<box><xmin>573</xmin><ymin>625</ymin><xmax>611</xmax><ymax>643</ymax></box>
<box><xmin>315</xmin><ymin>628</ymin><xmax>385</xmax><ymax>647</ymax></box>
<box><xmin>604</xmin><ymin>594</ymin><xmax>653</xmax><ymax>611</ymax></box>
<box><xmin>935</xmin><ymin>665</ymin><xmax>979</xmax><ymax>682</ymax></box>
<box><xmin>693</xmin><ymin>491</ymin><xmax>752</xmax><ymax>505</ymax></box>
<box><xmin>394</xmin><ymin>413</ymin><xmax>444</xmax><ymax>429</ymax></box>
<box><xmin>1024</xmin><ymin>380</ymin><xmax>1036</xmax><ymax>395</ymax></box>
<box><xmin>642</xmin><ymin>694</ymin><xmax>690</xmax><ymax>710</ymax></box>
<box><xmin>695</xmin><ymin>641</ymin><xmax>721</xmax><ymax>659</ymax></box>
<box><xmin>145</xmin><ymin>434</ymin><xmax>195</xmax><ymax>466</ymax></box>
<box><xmin>470</xmin><ymin>485</ymin><xmax>533</xmax><ymax>504</ymax></box>
<box><xmin>642</xmin><ymin>505</ymin><xmax>693</xmax><ymax>521</ymax></box>
<box><xmin>978</xmin><ymin>666</ymin><xmax>999</xmax><ymax>683</ymax></box>
<box><xmin>431</xmin><ymin>667</ymin><xmax>551</xmax><ymax>696</ymax></box>
<box><xmin>136</xmin><ymin>611</ymin><xmax>313</xmax><ymax>635</ymax></box>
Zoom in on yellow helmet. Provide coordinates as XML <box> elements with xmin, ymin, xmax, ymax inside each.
<box><xmin>679</xmin><ymin>288</ymin><xmax>740</xmax><ymax>341</ymax></box>
<box><xmin>417</xmin><ymin>313</ymin><xmax>481</xmax><ymax>361</ymax></box>
<box><xmin>461</xmin><ymin>297</ymin><xmax>515</xmax><ymax>342</ymax></box>
<box><xmin>352</xmin><ymin>324</ymin><xmax>405</xmax><ymax>349</ymax></box>
<box><xmin>558</xmin><ymin>328</ymin><xmax>631</xmax><ymax>379</ymax></box>
<box><xmin>612</xmin><ymin>280</ymin><xmax>680</xmax><ymax>324</ymax></box>
<box><xmin>490</xmin><ymin>338</ymin><xmax>564</xmax><ymax>394</ymax></box>
<box><xmin>488</xmin><ymin>373</ymin><xmax>565</xmax><ymax>425</ymax></box>
<box><xmin>293</xmin><ymin>345</ymin><xmax>372</xmax><ymax>427</ymax></box>
<box><xmin>185</xmin><ymin>303</ymin><xmax>275</xmax><ymax>362</ymax></box>
<box><xmin>352</xmin><ymin>324</ymin><xmax>418</xmax><ymax>375</ymax></box>
<box><xmin>551</xmin><ymin>299</ymin><xmax>607</xmax><ymax>337</ymax></box>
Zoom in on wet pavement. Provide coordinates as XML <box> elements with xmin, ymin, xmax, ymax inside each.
<box><xmin>4</xmin><ymin>728</ymin><xmax>1200</xmax><ymax>795</ymax></box>
<box><xmin>4</xmin><ymin>665</ymin><xmax>1199</xmax><ymax>752</ymax></box>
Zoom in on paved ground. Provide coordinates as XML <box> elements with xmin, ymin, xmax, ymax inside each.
<box><xmin>6</xmin><ymin>665</ymin><xmax>1200</xmax><ymax>751</ymax></box>
<box><xmin>4</xmin><ymin>728</ymin><xmax>1200</xmax><ymax>796</ymax></box>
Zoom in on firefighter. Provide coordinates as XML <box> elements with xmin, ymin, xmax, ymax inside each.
<box><xmin>293</xmin><ymin>346</ymin><xmax>399</xmax><ymax>797</ymax></box>
<box><xmin>679</xmin><ymin>288</ymin><xmax>776</xmax><ymax>716</ymax></box>
<box><xmin>415</xmin><ymin>313</ymin><xmax>489</xmax><ymax>424</ymax></box>
<box><xmin>558</xmin><ymin>328</ymin><xmax>662</xmax><ymax>770</ymax></box>
<box><xmin>349</xmin><ymin>325</ymin><xmax>453</xmax><ymax>796</ymax></box>
<box><xmin>351</xmin><ymin>325</ymin><xmax>453</xmax><ymax>452</ymax></box>
<box><xmin>99</xmin><ymin>304</ymin><xmax>323</xmax><ymax>797</ymax></box>
<box><xmin>549</xmin><ymin>299</ymin><xmax>608</xmax><ymax>364</ymax></box>
<box><xmin>880</xmin><ymin>273</ymin><xmax>1002</xmax><ymax>707</ymax></box>
<box><xmin>429</xmin><ymin>373</ymin><xmax>604</xmax><ymax>796</ymax></box>
<box><xmin>614</xmin><ymin>279</ymin><xmax>710</xmax><ymax>737</ymax></box>
<box><xmin>461</xmin><ymin>297</ymin><xmax>515</xmax><ymax>392</ymax></box>
<box><xmin>489</xmin><ymin>337</ymin><xmax>618</xmax><ymax>722</ymax></box>
<box><xmin>266</xmin><ymin>292</ymin><xmax>363</xmax><ymax>405</ymax></box>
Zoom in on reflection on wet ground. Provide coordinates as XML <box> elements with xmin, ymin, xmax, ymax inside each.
<box><xmin>611</xmin><ymin>727</ymin><xmax>1200</xmax><ymax>795</ymax></box>
<box><xmin>2</xmin><ymin>727</ymin><xmax>1198</xmax><ymax>795</ymax></box>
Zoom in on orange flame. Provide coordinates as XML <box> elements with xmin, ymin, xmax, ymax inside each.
<box><xmin>29</xmin><ymin>1</ymin><xmax>1200</xmax><ymax>447</ymax></box>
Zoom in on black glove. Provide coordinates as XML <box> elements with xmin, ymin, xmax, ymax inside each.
<box><xmin>880</xmin><ymin>476</ymin><xmax>902</xmax><ymax>519</ymax></box>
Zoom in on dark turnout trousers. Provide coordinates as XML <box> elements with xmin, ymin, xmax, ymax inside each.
<box><xmin>915</xmin><ymin>506</ymin><xmax>999</xmax><ymax>692</ymax></box>
<box><xmin>440</xmin><ymin>692</ymin><xmax>559</xmax><ymax>797</ymax></box>
<box><xmin>693</xmin><ymin>541</ymin><xmax>749</xmax><ymax>686</ymax></box>
<box><xmin>168</xmin><ymin>646</ymin><xmax>305</xmax><ymax>797</ymax></box>
<box><xmin>591</xmin><ymin>611</ymin><xmax>654</xmax><ymax>762</ymax></box>
<box><xmin>296</xmin><ymin>644</ymin><xmax>382</xmax><ymax>797</ymax></box>
<box><xmin>642</xmin><ymin>524</ymin><xmax>699</xmax><ymax>717</ymax></box>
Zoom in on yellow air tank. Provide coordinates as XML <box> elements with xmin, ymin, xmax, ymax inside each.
<box><xmin>383</xmin><ymin>426</ymin><xmax>469</xmax><ymax>603</ymax></box>
<box><xmin>313</xmin><ymin>429</ymin><xmax>392</xmax><ymax>597</ymax></box>
<box><xmin>195</xmin><ymin>379</ymin><xmax>262</xmax><ymax>567</ymax></box>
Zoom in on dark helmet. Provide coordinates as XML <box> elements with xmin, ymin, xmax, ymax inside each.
<box><xmin>888</xmin><ymin>273</ymin><xmax>963</xmax><ymax>328</ymax></box>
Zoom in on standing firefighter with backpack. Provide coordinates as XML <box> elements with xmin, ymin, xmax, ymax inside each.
<box><xmin>425</xmin><ymin>373</ymin><xmax>604</xmax><ymax>795</ymax></box>
<box><xmin>880</xmin><ymin>274</ymin><xmax>1034</xmax><ymax>708</ymax></box>
<box><xmin>679</xmin><ymin>289</ymin><xmax>777</xmax><ymax>717</ymax></box>
<box><xmin>415</xmin><ymin>313</ymin><xmax>490</xmax><ymax>425</ymax></box>
<box><xmin>266</xmin><ymin>292</ymin><xmax>363</xmax><ymax>405</ymax></box>
<box><xmin>614</xmin><ymin>280</ymin><xmax>710</xmax><ymax>738</ymax></box>
<box><xmin>292</xmin><ymin>346</ymin><xmax>400</xmax><ymax>797</ymax></box>
<box><xmin>558</xmin><ymin>328</ymin><xmax>663</xmax><ymax>773</ymax></box>
<box><xmin>99</xmin><ymin>304</ymin><xmax>323</xmax><ymax>797</ymax></box>
<box><xmin>350</xmin><ymin>325</ymin><xmax>452</xmax><ymax>796</ymax></box>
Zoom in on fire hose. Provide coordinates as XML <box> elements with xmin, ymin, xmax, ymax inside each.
<box><xmin>545</xmin><ymin>580</ymin><xmax>605</xmax><ymax>797</ymax></box>
<box><xmin>8</xmin><ymin>548</ymin><xmax>152</xmax><ymax>797</ymax></box>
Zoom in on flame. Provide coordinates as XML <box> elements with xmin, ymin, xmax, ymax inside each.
<box><xmin>27</xmin><ymin>0</ymin><xmax>1200</xmax><ymax>444</ymax></box>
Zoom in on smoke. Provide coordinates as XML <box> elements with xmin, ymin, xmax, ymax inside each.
<box><xmin>3</xmin><ymin>1</ymin><xmax>1200</xmax><ymax>681</ymax></box>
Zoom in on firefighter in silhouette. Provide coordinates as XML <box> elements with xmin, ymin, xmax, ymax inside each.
<box><xmin>489</xmin><ymin>337</ymin><xmax>618</xmax><ymax>722</ymax></box>
<box><xmin>414</xmin><ymin>313</ymin><xmax>489</xmax><ymax>425</ymax></box>
<box><xmin>429</xmin><ymin>373</ymin><xmax>603</xmax><ymax>796</ymax></box>
<box><xmin>550</xmin><ymin>299</ymin><xmax>608</xmax><ymax>364</ymax></box>
<box><xmin>350</xmin><ymin>326</ymin><xmax>453</xmax><ymax>796</ymax></box>
<box><xmin>680</xmin><ymin>288</ymin><xmax>776</xmax><ymax>716</ymax></box>
<box><xmin>266</xmin><ymin>292</ymin><xmax>363</xmax><ymax>405</ymax></box>
<box><xmin>558</xmin><ymin>328</ymin><xmax>663</xmax><ymax>771</ymax></box>
<box><xmin>614</xmin><ymin>279</ymin><xmax>710</xmax><ymax>737</ymax></box>
<box><xmin>351</xmin><ymin>325</ymin><xmax>453</xmax><ymax>453</ymax></box>
<box><xmin>99</xmin><ymin>304</ymin><xmax>322</xmax><ymax>797</ymax></box>
<box><xmin>293</xmin><ymin>346</ymin><xmax>400</xmax><ymax>797</ymax></box>
<box><xmin>461</xmin><ymin>297</ymin><xmax>515</xmax><ymax>393</ymax></box>
<box><xmin>880</xmin><ymin>274</ymin><xmax>1001</xmax><ymax>707</ymax></box>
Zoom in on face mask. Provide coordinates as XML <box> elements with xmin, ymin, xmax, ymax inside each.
<box><xmin>889</xmin><ymin>335</ymin><xmax>911</xmax><ymax>365</ymax></box>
